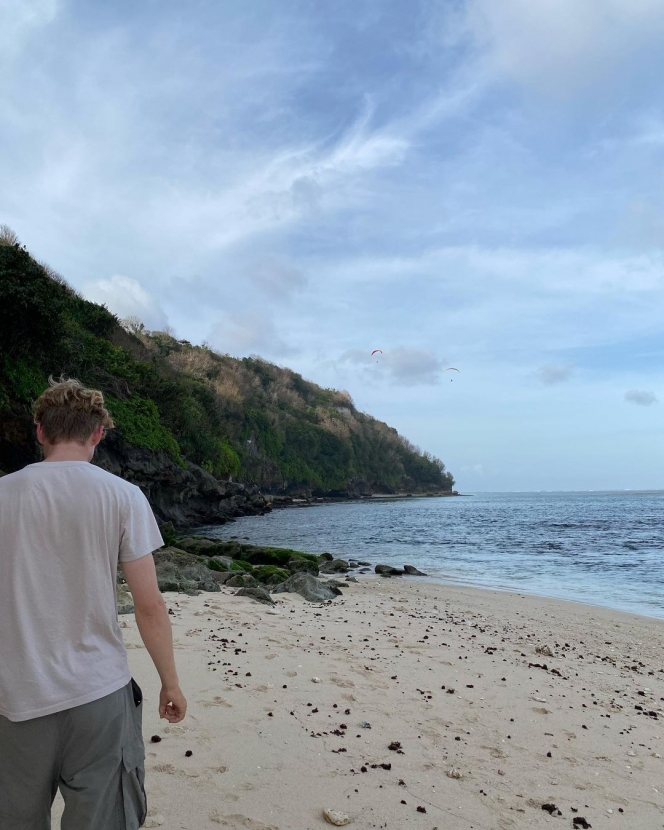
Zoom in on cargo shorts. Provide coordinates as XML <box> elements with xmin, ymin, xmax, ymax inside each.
<box><xmin>0</xmin><ymin>679</ymin><xmax>147</xmax><ymax>830</ymax></box>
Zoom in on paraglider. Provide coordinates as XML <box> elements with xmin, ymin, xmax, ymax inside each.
<box><xmin>444</xmin><ymin>366</ymin><xmax>460</xmax><ymax>382</ymax></box>
<box><xmin>371</xmin><ymin>349</ymin><xmax>382</xmax><ymax>356</ymax></box>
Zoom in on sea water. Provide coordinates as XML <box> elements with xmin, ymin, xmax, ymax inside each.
<box><xmin>201</xmin><ymin>491</ymin><xmax>664</xmax><ymax>619</ymax></box>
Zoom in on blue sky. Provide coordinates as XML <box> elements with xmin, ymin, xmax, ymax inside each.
<box><xmin>2</xmin><ymin>0</ymin><xmax>663</xmax><ymax>491</ymax></box>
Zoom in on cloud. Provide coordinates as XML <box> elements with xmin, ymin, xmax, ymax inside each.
<box><xmin>624</xmin><ymin>389</ymin><xmax>658</xmax><ymax>406</ymax></box>
<box><xmin>340</xmin><ymin>347</ymin><xmax>448</xmax><ymax>387</ymax></box>
<box><xmin>208</xmin><ymin>313</ymin><xmax>298</xmax><ymax>359</ymax></box>
<box><xmin>537</xmin><ymin>364</ymin><xmax>573</xmax><ymax>385</ymax></box>
<box><xmin>466</xmin><ymin>0</ymin><xmax>664</xmax><ymax>99</ymax></box>
<box><xmin>81</xmin><ymin>275</ymin><xmax>168</xmax><ymax>330</ymax></box>
<box><xmin>0</xmin><ymin>0</ymin><xmax>57</xmax><ymax>61</ymax></box>
<box><xmin>246</xmin><ymin>257</ymin><xmax>307</xmax><ymax>300</ymax></box>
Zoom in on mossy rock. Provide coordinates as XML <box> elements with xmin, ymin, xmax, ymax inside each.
<box><xmin>153</xmin><ymin>548</ymin><xmax>220</xmax><ymax>593</ymax></box>
<box><xmin>240</xmin><ymin>546</ymin><xmax>318</xmax><ymax>567</ymax></box>
<box><xmin>231</xmin><ymin>559</ymin><xmax>253</xmax><ymax>572</ymax></box>
<box><xmin>318</xmin><ymin>552</ymin><xmax>334</xmax><ymax>562</ymax></box>
<box><xmin>287</xmin><ymin>557</ymin><xmax>319</xmax><ymax>575</ymax></box>
<box><xmin>252</xmin><ymin>565</ymin><xmax>290</xmax><ymax>586</ymax></box>
<box><xmin>176</xmin><ymin>536</ymin><xmax>216</xmax><ymax>553</ymax></box>
<box><xmin>160</xmin><ymin>522</ymin><xmax>178</xmax><ymax>547</ymax></box>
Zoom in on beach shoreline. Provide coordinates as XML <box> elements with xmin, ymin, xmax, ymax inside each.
<box><xmin>54</xmin><ymin>576</ymin><xmax>664</xmax><ymax>829</ymax></box>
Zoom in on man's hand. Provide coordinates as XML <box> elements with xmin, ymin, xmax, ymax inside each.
<box><xmin>159</xmin><ymin>685</ymin><xmax>187</xmax><ymax>723</ymax></box>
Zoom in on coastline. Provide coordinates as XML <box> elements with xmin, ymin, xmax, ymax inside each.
<box><xmin>266</xmin><ymin>490</ymin><xmax>464</xmax><ymax>510</ymax></box>
<box><xmin>55</xmin><ymin>576</ymin><xmax>664</xmax><ymax>829</ymax></box>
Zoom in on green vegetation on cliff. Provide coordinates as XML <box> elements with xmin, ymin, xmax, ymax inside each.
<box><xmin>0</xmin><ymin>238</ymin><xmax>454</xmax><ymax>494</ymax></box>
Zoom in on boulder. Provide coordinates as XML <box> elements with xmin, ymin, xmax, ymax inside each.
<box><xmin>273</xmin><ymin>573</ymin><xmax>341</xmax><ymax>603</ymax></box>
<box><xmin>319</xmin><ymin>559</ymin><xmax>350</xmax><ymax>574</ymax></box>
<box><xmin>404</xmin><ymin>564</ymin><xmax>428</xmax><ymax>576</ymax></box>
<box><xmin>252</xmin><ymin>565</ymin><xmax>291</xmax><ymax>586</ymax></box>
<box><xmin>358</xmin><ymin>561</ymin><xmax>372</xmax><ymax>566</ymax></box>
<box><xmin>176</xmin><ymin>536</ymin><xmax>217</xmax><ymax>554</ymax></box>
<box><xmin>226</xmin><ymin>573</ymin><xmax>259</xmax><ymax>588</ymax></box>
<box><xmin>375</xmin><ymin>564</ymin><xmax>405</xmax><ymax>576</ymax></box>
<box><xmin>235</xmin><ymin>586</ymin><xmax>275</xmax><ymax>605</ymax></box>
<box><xmin>317</xmin><ymin>553</ymin><xmax>334</xmax><ymax>562</ymax></box>
<box><xmin>153</xmin><ymin>547</ymin><xmax>221</xmax><ymax>594</ymax></box>
<box><xmin>116</xmin><ymin>585</ymin><xmax>134</xmax><ymax>615</ymax></box>
<box><xmin>321</xmin><ymin>579</ymin><xmax>346</xmax><ymax>591</ymax></box>
<box><xmin>210</xmin><ymin>571</ymin><xmax>234</xmax><ymax>585</ymax></box>
<box><xmin>287</xmin><ymin>557</ymin><xmax>320</xmax><ymax>575</ymax></box>
<box><xmin>207</xmin><ymin>555</ymin><xmax>233</xmax><ymax>570</ymax></box>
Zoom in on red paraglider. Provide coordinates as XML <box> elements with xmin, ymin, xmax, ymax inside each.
<box><xmin>371</xmin><ymin>349</ymin><xmax>383</xmax><ymax>356</ymax></box>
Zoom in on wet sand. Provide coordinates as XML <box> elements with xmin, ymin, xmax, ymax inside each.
<box><xmin>53</xmin><ymin>578</ymin><xmax>664</xmax><ymax>829</ymax></box>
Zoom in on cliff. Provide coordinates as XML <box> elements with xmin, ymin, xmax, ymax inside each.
<box><xmin>0</xmin><ymin>237</ymin><xmax>454</xmax><ymax>522</ymax></box>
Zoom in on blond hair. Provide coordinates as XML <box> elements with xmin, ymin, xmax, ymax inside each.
<box><xmin>33</xmin><ymin>377</ymin><xmax>115</xmax><ymax>445</ymax></box>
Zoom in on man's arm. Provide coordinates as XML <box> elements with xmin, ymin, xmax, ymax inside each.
<box><xmin>121</xmin><ymin>555</ymin><xmax>187</xmax><ymax>723</ymax></box>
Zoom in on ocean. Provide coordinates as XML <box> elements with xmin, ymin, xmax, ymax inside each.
<box><xmin>201</xmin><ymin>491</ymin><xmax>664</xmax><ymax>620</ymax></box>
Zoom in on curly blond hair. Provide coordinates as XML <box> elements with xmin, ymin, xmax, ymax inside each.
<box><xmin>33</xmin><ymin>377</ymin><xmax>115</xmax><ymax>445</ymax></box>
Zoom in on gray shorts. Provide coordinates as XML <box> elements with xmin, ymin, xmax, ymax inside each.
<box><xmin>0</xmin><ymin>679</ymin><xmax>147</xmax><ymax>830</ymax></box>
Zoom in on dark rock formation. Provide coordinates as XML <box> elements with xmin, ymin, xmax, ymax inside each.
<box><xmin>375</xmin><ymin>564</ymin><xmax>406</xmax><ymax>576</ymax></box>
<box><xmin>0</xmin><ymin>414</ymin><xmax>270</xmax><ymax>529</ymax></box>
<box><xmin>404</xmin><ymin>564</ymin><xmax>428</xmax><ymax>576</ymax></box>
<box><xmin>96</xmin><ymin>432</ymin><xmax>269</xmax><ymax>528</ymax></box>
<box><xmin>319</xmin><ymin>558</ymin><xmax>350</xmax><ymax>574</ymax></box>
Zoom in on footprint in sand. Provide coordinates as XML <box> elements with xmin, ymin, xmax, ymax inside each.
<box><xmin>532</xmin><ymin>707</ymin><xmax>551</xmax><ymax>715</ymax></box>
<box><xmin>482</xmin><ymin>745</ymin><xmax>507</xmax><ymax>759</ymax></box>
<box><xmin>199</xmin><ymin>696</ymin><xmax>233</xmax><ymax>708</ymax></box>
<box><xmin>150</xmin><ymin>763</ymin><xmax>200</xmax><ymax>778</ymax></box>
<box><xmin>209</xmin><ymin>813</ymin><xmax>279</xmax><ymax>829</ymax></box>
<box><xmin>328</xmin><ymin>674</ymin><xmax>355</xmax><ymax>688</ymax></box>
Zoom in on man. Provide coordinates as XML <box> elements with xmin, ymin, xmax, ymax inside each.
<box><xmin>0</xmin><ymin>377</ymin><xmax>187</xmax><ymax>829</ymax></box>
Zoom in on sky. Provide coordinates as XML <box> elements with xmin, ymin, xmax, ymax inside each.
<box><xmin>2</xmin><ymin>0</ymin><xmax>663</xmax><ymax>492</ymax></box>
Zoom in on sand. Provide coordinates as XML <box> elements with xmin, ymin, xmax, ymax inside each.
<box><xmin>52</xmin><ymin>577</ymin><xmax>664</xmax><ymax>829</ymax></box>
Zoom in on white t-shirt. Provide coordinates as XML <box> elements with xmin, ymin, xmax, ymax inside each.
<box><xmin>0</xmin><ymin>460</ymin><xmax>163</xmax><ymax>722</ymax></box>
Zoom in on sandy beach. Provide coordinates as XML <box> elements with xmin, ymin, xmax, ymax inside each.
<box><xmin>53</xmin><ymin>577</ymin><xmax>664</xmax><ymax>829</ymax></box>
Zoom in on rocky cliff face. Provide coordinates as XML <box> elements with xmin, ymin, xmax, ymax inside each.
<box><xmin>96</xmin><ymin>432</ymin><xmax>269</xmax><ymax>526</ymax></box>
<box><xmin>0</xmin><ymin>410</ymin><xmax>269</xmax><ymax>527</ymax></box>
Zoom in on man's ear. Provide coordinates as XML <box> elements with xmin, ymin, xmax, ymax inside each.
<box><xmin>35</xmin><ymin>422</ymin><xmax>45</xmax><ymax>445</ymax></box>
<box><xmin>90</xmin><ymin>424</ymin><xmax>105</xmax><ymax>447</ymax></box>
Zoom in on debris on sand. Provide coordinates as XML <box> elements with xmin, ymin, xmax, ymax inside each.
<box><xmin>323</xmin><ymin>808</ymin><xmax>351</xmax><ymax>825</ymax></box>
